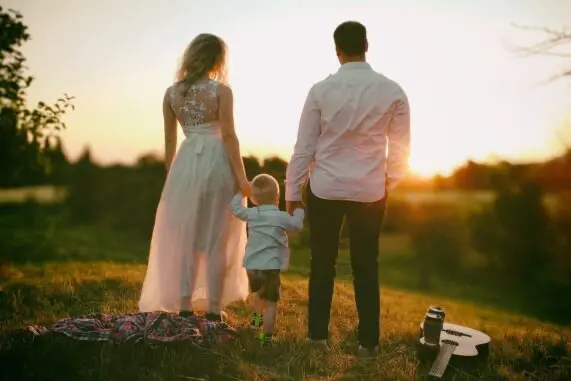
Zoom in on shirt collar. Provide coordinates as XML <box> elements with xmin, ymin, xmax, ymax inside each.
<box><xmin>338</xmin><ymin>61</ymin><xmax>372</xmax><ymax>72</ymax></box>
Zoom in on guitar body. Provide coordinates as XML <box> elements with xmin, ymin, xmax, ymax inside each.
<box><xmin>417</xmin><ymin>322</ymin><xmax>491</xmax><ymax>378</ymax></box>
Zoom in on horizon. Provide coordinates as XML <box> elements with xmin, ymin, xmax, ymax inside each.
<box><xmin>4</xmin><ymin>0</ymin><xmax>571</xmax><ymax>177</ymax></box>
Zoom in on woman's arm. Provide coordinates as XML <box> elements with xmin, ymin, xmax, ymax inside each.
<box><xmin>163</xmin><ymin>88</ymin><xmax>177</xmax><ymax>172</ymax></box>
<box><xmin>218</xmin><ymin>84</ymin><xmax>250</xmax><ymax>197</ymax></box>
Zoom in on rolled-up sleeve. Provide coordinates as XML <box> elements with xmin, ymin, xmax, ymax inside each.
<box><xmin>386</xmin><ymin>92</ymin><xmax>411</xmax><ymax>190</ymax></box>
<box><xmin>285</xmin><ymin>86</ymin><xmax>321</xmax><ymax>201</ymax></box>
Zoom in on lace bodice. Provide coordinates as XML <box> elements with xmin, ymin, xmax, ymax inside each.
<box><xmin>169</xmin><ymin>79</ymin><xmax>219</xmax><ymax>128</ymax></box>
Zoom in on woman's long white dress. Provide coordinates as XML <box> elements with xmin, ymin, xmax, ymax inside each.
<box><xmin>139</xmin><ymin>79</ymin><xmax>249</xmax><ymax>313</ymax></box>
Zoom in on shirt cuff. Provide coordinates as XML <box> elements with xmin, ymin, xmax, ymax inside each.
<box><xmin>285</xmin><ymin>183</ymin><xmax>303</xmax><ymax>202</ymax></box>
<box><xmin>293</xmin><ymin>208</ymin><xmax>305</xmax><ymax>217</ymax></box>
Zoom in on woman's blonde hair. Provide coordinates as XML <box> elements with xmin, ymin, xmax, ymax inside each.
<box><xmin>175</xmin><ymin>33</ymin><xmax>228</xmax><ymax>94</ymax></box>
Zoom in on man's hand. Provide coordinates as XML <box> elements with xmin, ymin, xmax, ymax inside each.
<box><xmin>286</xmin><ymin>201</ymin><xmax>304</xmax><ymax>216</ymax></box>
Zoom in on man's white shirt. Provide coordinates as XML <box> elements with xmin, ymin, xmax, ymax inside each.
<box><xmin>286</xmin><ymin>62</ymin><xmax>411</xmax><ymax>203</ymax></box>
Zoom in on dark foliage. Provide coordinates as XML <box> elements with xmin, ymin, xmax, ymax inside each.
<box><xmin>0</xmin><ymin>7</ymin><xmax>73</xmax><ymax>188</ymax></box>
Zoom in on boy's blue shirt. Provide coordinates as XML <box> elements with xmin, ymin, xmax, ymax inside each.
<box><xmin>230</xmin><ymin>194</ymin><xmax>305</xmax><ymax>270</ymax></box>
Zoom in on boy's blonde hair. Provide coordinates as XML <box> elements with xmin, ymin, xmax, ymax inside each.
<box><xmin>251</xmin><ymin>174</ymin><xmax>280</xmax><ymax>205</ymax></box>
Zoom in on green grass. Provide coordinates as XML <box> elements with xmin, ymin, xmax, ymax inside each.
<box><xmin>1</xmin><ymin>217</ymin><xmax>570</xmax><ymax>380</ymax></box>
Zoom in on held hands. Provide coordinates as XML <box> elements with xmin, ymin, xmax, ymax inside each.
<box><xmin>240</xmin><ymin>179</ymin><xmax>252</xmax><ymax>199</ymax></box>
<box><xmin>287</xmin><ymin>179</ymin><xmax>308</xmax><ymax>215</ymax></box>
<box><xmin>286</xmin><ymin>201</ymin><xmax>304</xmax><ymax>216</ymax></box>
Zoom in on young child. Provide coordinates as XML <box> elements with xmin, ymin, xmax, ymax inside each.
<box><xmin>230</xmin><ymin>173</ymin><xmax>305</xmax><ymax>344</ymax></box>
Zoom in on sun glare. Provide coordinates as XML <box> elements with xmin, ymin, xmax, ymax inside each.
<box><xmin>408</xmin><ymin>154</ymin><xmax>458</xmax><ymax>178</ymax></box>
<box><xmin>6</xmin><ymin>0</ymin><xmax>567</xmax><ymax>170</ymax></box>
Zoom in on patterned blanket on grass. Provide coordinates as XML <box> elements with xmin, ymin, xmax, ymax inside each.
<box><xmin>26</xmin><ymin>312</ymin><xmax>236</xmax><ymax>345</ymax></box>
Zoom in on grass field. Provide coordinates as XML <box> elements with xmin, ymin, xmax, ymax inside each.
<box><xmin>1</xmin><ymin>211</ymin><xmax>570</xmax><ymax>381</ymax></box>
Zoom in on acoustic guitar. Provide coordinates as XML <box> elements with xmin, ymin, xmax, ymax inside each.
<box><xmin>418</xmin><ymin>322</ymin><xmax>491</xmax><ymax>379</ymax></box>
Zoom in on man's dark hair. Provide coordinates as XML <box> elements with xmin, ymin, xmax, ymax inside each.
<box><xmin>333</xmin><ymin>21</ymin><xmax>367</xmax><ymax>56</ymax></box>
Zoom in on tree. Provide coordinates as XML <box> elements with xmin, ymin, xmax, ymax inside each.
<box><xmin>65</xmin><ymin>147</ymin><xmax>99</xmax><ymax>223</ymax></box>
<box><xmin>0</xmin><ymin>7</ymin><xmax>74</xmax><ymax>187</ymax></box>
<box><xmin>261</xmin><ymin>156</ymin><xmax>288</xmax><ymax>209</ymax></box>
<box><xmin>242</xmin><ymin>156</ymin><xmax>262</xmax><ymax>179</ymax></box>
<box><xmin>510</xmin><ymin>24</ymin><xmax>571</xmax><ymax>81</ymax></box>
<box><xmin>44</xmin><ymin>136</ymin><xmax>71</xmax><ymax>185</ymax></box>
<box><xmin>451</xmin><ymin>160</ymin><xmax>494</xmax><ymax>190</ymax></box>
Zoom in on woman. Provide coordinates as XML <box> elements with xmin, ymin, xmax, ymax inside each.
<box><xmin>139</xmin><ymin>34</ymin><xmax>251</xmax><ymax>321</ymax></box>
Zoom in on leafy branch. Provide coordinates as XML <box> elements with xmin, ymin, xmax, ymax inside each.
<box><xmin>0</xmin><ymin>6</ymin><xmax>75</xmax><ymax>185</ymax></box>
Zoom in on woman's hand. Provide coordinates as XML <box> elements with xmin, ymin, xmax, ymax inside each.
<box><xmin>240</xmin><ymin>180</ymin><xmax>251</xmax><ymax>199</ymax></box>
<box><xmin>165</xmin><ymin>160</ymin><xmax>173</xmax><ymax>174</ymax></box>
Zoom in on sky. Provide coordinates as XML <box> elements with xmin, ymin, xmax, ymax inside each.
<box><xmin>4</xmin><ymin>0</ymin><xmax>571</xmax><ymax>176</ymax></box>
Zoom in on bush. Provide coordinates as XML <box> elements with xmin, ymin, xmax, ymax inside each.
<box><xmin>408</xmin><ymin>202</ymin><xmax>470</xmax><ymax>288</ymax></box>
<box><xmin>64</xmin><ymin>154</ymin><xmax>286</xmax><ymax>237</ymax></box>
<box><xmin>467</xmin><ymin>208</ymin><xmax>505</xmax><ymax>272</ymax></box>
<box><xmin>98</xmin><ymin>158</ymin><xmax>165</xmax><ymax>238</ymax></box>
<box><xmin>65</xmin><ymin>149</ymin><xmax>101</xmax><ymax>223</ymax></box>
<box><xmin>383</xmin><ymin>199</ymin><xmax>414</xmax><ymax>233</ymax></box>
<box><xmin>0</xmin><ymin>201</ymin><xmax>60</xmax><ymax>263</ymax></box>
<box><xmin>468</xmin><ymin>180</ymin><xmax>555</xmax><ymax>282</ymax></box>
<box><xmin>64</xmin><ymin>152</ymin><xmax>165</xmax><ymax>237</ymax></box>
<box><xmin>550</xmin><ymin>191</ymin><xmax>571</xmax><ymax>286</ymax></box>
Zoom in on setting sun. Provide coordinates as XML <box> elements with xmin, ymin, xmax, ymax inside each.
<box><xmin>5</xmin><ymin>0</ymin><xmax>570</xmax><ymax>176</ymax></box>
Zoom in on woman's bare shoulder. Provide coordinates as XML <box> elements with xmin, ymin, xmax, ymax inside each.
<box><xmin>164</xmin><ymin>84</ymin><xmax>177</xmax><ymax>100</ymax></box>
<box><xmin>216</xmin><ymin>83</ymin><xmax>232</xmax><ymax>97</ymax></box>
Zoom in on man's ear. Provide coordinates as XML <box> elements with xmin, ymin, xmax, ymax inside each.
<box><xmin>335</xmin><ymin>46</ymin><xmax>341</xmax><ymax>57</ymax></box>
<box><xmin>364</xmin><ymin>39</ymin><xmax>369</xmax><ymax>53</ymax></box>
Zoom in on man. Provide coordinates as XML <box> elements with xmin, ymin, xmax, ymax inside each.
<box><xmin>285</xmin><ymin>21</ymin><xmax>411</xmax><ymax>358</ymax></box>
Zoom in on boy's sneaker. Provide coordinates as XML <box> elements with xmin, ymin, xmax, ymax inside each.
<box><xmin>258</xmin><ymin>332</ymin><xmax>275</xmax><ymax>345</ymax></box>
<box><xmin>357</xmin><ymin>345</ymin><xmax>379</xmax><ymax>359</ymax></box>
<box><xmin>251</xmin><ymin>313</ymin><xmax>263</xmax><ymax>329</ymax></box>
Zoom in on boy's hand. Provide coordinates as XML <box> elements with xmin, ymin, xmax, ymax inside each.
<box><xmin>240</xmin><ymin>181</ymin><xmax>252</xmax><ymax>199</ymax></box>
<box><xmin>286</xmin><ymin>201</ymin><xmax>304</xmax><ymax>216</ymax></box>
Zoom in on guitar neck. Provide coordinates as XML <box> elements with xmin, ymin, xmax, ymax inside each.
<box><xmin>429</xmin><ymin>343</ymin><xmax>456</xmax><ymax>378</ymax></box>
